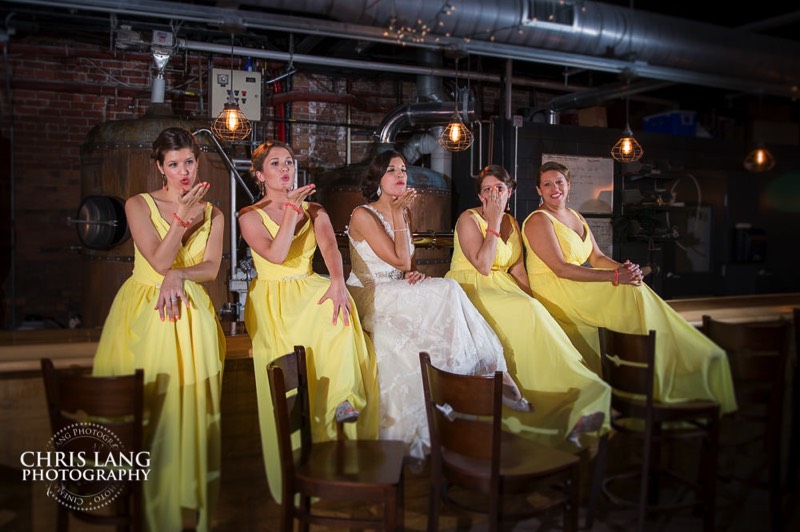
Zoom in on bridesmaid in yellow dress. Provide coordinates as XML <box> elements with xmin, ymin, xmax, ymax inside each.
<box><xmin>522</xmin><ymin>160</ymin><xmax>736</xmax><ymax>413</ymax></box>
<box><xmin>239</xmin><ymin>140</ymin><xmax>379</xmax><ymax>503</ymax></box>
<box><xmin>93</xmin><ymin>127</ymin><xmax>225</xmax><ymax>531</ymax></box>
<box><xmin>446</xmin><ymin>164</ymin><xmax>611</xmax><ymax>448</ymax></box>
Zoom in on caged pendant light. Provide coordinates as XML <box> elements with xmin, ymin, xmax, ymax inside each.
<box><xmin>438</xmin><ymin>57</ymin><xmax>474</xmax><ymax>152</ymax></box>
<box><xmin>743</xmin><ymin>144</ymin><xmax>775</xmax><ymax>172</ymax></box>
<box><xmin>611</xmin><ymin>97</ymin><xmax>644</xmax><ymax>162</ymax></box>
<box><xmin>211</xmin><ymin>34</ymin><xmax>252</xmax><ymax>142</ymax></box>
<box><xmin>743</xmin><ymin>97</ymin><xmax>776</xmax><ymax>173</ymax></box>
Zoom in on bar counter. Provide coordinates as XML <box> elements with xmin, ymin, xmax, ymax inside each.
<box><xmin>1</xmin><ymin>292</ymin><xmax>798</xmax><ymax>374</ymax></box>
<box><xmin>1</xmin><ymin>292</ymin><xmax>797</xmax><ymax>531</ymax></box>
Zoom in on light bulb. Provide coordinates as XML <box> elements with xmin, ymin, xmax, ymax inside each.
<box><xmin>756</xmin><ymin>149</ymin><xmax>765</xmax><ymax>165</ymax></box>
<box><xmin>621</xmin><ymin>138</ymin><xmax>632</xmax><ymax>155</ymax></box>
<box><xmin>449</xmin><ymin>122</ymin><xmax>461</xmax><ymax>142</ymax></box>
<box><xmin>226</xmin><ymin>109</ymin><xmax>239</xmax><ymax>131</ymax></box>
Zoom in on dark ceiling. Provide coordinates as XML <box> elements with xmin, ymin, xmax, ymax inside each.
<box><xmin>2</xmin><ymin>1</ymin><xmax>800</xmax><ymax>124</ymax></box>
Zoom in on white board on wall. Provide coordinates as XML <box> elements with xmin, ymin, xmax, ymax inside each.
<box><xmin>540</xmin><ymin>154</ymin><xmax>614</xmax><ymax>215</ymax></box>
<box><xmin>585</xmin><ymin>217</ymin><xmax>613</xmax><ymax>258</ymax></box>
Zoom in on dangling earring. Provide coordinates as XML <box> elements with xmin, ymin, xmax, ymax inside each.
<box><xmin>538</xmin><ymin>196</ymin><xmax>543</xmax><ymax>207</ymax></box>
<box><xmin>258</xmin><ymin>180</ymin><xmax>266</xmax><ymax>197</ymax></box>
<box><xmin>376</xmin><ymin>185</ymin><xmax>382</xmax><ymax>197</ymax></box>
<box><xmin>161</xmin><ymin>173</ymin><xmax>167</xmax><ymax>190</ymax></box>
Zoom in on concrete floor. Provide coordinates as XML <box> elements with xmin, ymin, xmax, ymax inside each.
<box><xmin>211</xmin><ymin>426</ymin><xmax>800</xmax><ymax>532</ymax></box>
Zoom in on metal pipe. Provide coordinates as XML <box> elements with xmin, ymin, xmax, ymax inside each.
<box><xmin>192</xmin><ymin>128</ymin><xmax>254</xmax><ymax>204</ymax></box>
<box><xmin>13</xmin><ymin>0</ymin><xmax>800</xmax><ymax>97</ymax></box>
<box><xmin>378</xmin><ymin>101</ymin><xmax>476</xmax><ymax>144</ymax></box>
<box><xmin>504</xmin><ymin>59</ymin><xmax>513</xmax><ymax>120</ymax></box>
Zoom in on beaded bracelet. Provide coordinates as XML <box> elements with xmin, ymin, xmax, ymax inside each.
<box><xmin>485</xmin><ymin>228</ymin><xmax>501</xmax><ymax>238</ymax></box>
<box><xmin>284</xmin><ymin>202</ymin><xmax>302</xmax><ymax>215</ymax></box>
<box><xmin>172</xmin><ymin>212</ymin><xmax>191</xmax><ymax>228</ymax></box>
<box><xmin>612</xmin><ymin>269</ymin><xmax>620</xmax><ymax>286</ymax></box>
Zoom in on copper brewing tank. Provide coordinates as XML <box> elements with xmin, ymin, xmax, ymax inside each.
<box><xmin>316</xmin><ymin>161</ymin><xmax>453</xmax><ymax>278</ymax></box>
<box><xmin>78</xmin><ymin>115</ymin><xmax>231</xmax><ymax>327</ymax></box>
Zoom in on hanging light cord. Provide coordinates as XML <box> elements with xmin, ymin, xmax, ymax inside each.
<box><xmin>229</xmin><ymin>34</ymin><xmax>235</xmax><ymax>102</ymax></box>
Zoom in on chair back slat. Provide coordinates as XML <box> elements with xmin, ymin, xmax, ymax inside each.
<box><xmin>432</xmin><ymin>406</ymin><xmax>496</xmax><ymax>460</ymax></box>
<box><xmin>598</xmin><ymin>327</ymin><xmax>657</xmax><ymax>399</ymax></box>
<box><xmin>420</xmin><ymin>352</ymin><xmax>502</xmax><ymax>465</ymax></box>
<box><xmin>701</xmin><ymin>316</ymin><xmax>790</xmax><ymax>388</ymax></box>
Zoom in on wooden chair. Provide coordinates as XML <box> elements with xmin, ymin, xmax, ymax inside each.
<box><xmin>700</xmin><ymin>315</ymin><xmax>792</xmax><ymax>532</ymax></box>
<box><xmin>419</xmin><ymin>351</ymin><xmax>580</xmax><ymax>532</ymax></box>
<box><xmin>267</xmin><ymin>346</ymin><xmax>405</xmax><ymax>531</ymax></box>
<box><xmin>40</xmin><ymin>358</ymin><xmax>145</xmax><ymax>532</ymax></box>
<box><xmin>594</xmin><ymin>328</ymin><xmax>720</xmax><ymax>532</ymax></box>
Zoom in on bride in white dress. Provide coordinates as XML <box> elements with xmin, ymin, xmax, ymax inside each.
<box><xmin>345</xmin><ymin>149</ymin><xmax>530</xmax><ymax>459</ymax></box>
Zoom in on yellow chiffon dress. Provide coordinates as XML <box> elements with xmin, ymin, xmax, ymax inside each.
<box><xmin>522</xmin><ymin>208</ymin><xmax>737</xmax><ymax>413</ymax></box>
<box><xmin>243</xmin><ymin>204</ymin><xmax>379</xmax><ymax>503</ymax></box>
<box><xmin>446</xmin><ymin>210</ymin><xmax>611</xmax><ymax>447</ymax></box>
<box><xmin>93</xmin><ymin>193</ymin><xmax>225</xmax><ymax>532</ymax></box>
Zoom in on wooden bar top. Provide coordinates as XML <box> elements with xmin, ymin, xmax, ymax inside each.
<box><xmin>1</xmin><ymin>292</ymin><xmax>798</xmax><ymax>374</ymax></box>
<box><xmin>0</xmin><ymin>324</ymin><xmax>253</xmax><ymax>375</ymax></box>
<box><xmin>665</xmin><ymin>292</ymin><xmax>800</xmax><ymax>326</ymax></box>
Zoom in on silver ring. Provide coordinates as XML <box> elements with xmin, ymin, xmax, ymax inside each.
<box><xmin>169</xmin><ymin>298</ymin><xmax>178</xmax><ymax>302</ymax></box>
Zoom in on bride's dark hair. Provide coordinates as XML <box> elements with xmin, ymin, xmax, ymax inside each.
<box><xmin>362</xmin><ymin>149</ymin><xmax>407</xmax><ymax>201</ymax></box>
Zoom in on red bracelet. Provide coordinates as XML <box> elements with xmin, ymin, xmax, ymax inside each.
<box><xmin>284</xmin><ymin>202</ymin><xmax>302</xmax><ymax>215</ymax></box>
<box><xmin>485</xmin><ymin>228</ymin><xmax>501</xmax><ymax>238</ymax></box>
<box><xmin>613</xmin><ymin>269</ymin><xmax>620</xmax><ymax>286</ymax></box>
<box><xmin>172</xmin><ymin>212</ymin><xmax>191</xmax><ymax>228</ymax></box>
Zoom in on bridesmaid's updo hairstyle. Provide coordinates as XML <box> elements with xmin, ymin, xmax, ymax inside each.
<box><xmin>538</xmin><ymin>161</ymin><xmax>572</xmax><ymax>186</ymax></box>
<box><xmin>362</xmin><ymin>149</ymin><xmax>407</xmax><ymax>201</ymax></box>
<box><xmin>250</xmin><ymin>140</ymin><xmax>295</xmax><ymax>174</ymax></box>
<box><xmin>475</xmin><ymin>164</ymin><xmax>516</xmax><ymax>195</ymax></box>
<box><xmin>151</xmin><ymin>127</ymin><xmax>200</xmax><ymax>164</ymax></box>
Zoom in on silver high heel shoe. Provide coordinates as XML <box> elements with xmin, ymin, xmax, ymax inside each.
<box><xmin>502</xmin><ymin>385</ymin><xmax>533</xmax><ymax>413</ymax></box>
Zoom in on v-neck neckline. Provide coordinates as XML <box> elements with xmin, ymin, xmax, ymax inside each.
<box><xmin>541</xmin><ymin>208</ymin><xmax>587</xmax><ymax>242</ymax></box>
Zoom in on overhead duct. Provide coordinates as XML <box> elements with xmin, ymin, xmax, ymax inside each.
<box><xmin>415</xmin><ymin>48</ymin><xmax>448</xmax><ymax>103</ymax></box>
<box><xmin>12</xmin><ymin>0</ymin><xmax>800</xmax><ymax>97</ymax></box>
<box><xmin>378</xmin><ymin>101</ymin><xmax>476</xmax><ymax>144</ymax></box>
<box><xmin>255</xmin><ymin>0</ymin><xmax>800</xmax><ymax>96</ymax></box>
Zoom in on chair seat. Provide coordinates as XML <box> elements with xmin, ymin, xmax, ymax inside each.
<box><xmin>295</xmin><ymin>439</ymin><xmax>406</xmax><ymax>495</ymax></box>
<box><xmin>615</xmin><ymin>396</ymin><xmax>721</xmax><ymax>425</ymax></box>
<box><xmin>442</xmin><ymin>432</ymin><xmax>579</xmax><ymax>492</ymax></box>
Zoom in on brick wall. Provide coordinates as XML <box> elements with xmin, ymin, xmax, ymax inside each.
<box><xmin>2</xmin><ymin>37</ymin><xmax>504</xmax><ymax>329</ymax></box>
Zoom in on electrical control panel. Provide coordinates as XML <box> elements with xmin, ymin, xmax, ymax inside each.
<box><xmin>209</xmin><ymin>68</ymin><xmax>262</xmax><ymax>122</ymax></box>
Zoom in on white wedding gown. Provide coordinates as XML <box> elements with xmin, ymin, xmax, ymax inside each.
<box><xmin>346</xmin><ymin>205</ymin><xmax>507</xmax><ymax>458</ymax></box>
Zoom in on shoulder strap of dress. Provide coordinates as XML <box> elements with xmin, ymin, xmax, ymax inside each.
<box><xmin>140</xmin><ymin>192</ymin><xmax>159</xmax><ymax>215</ymax></box>
<box><xmin>359</xmin><ymin>203</ymin><xmax>381</xmax><ymax>219</ymax></box>
<box><xmin>202</xmin><ymin>201</ymin><xmax>214</xmax><ymax>227</ymax></box>
<box><xmin>253</xmin><ymin>206</ymin><xmax>271</xmax><ymax>224</ymax></box>
<box><xmin>357</xmin><ymin>204</ymin><xmax>392</xmax><ymax>232</ymax></box>
<box><xmin>467</xmin><ymin>208</ymin><xmax>484</xmax><ymax>228</ymax></box>
<box><xmin>532</xmin><ymin>209</ymin><xmax>557</xmax><ymax>223</ymax></box>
